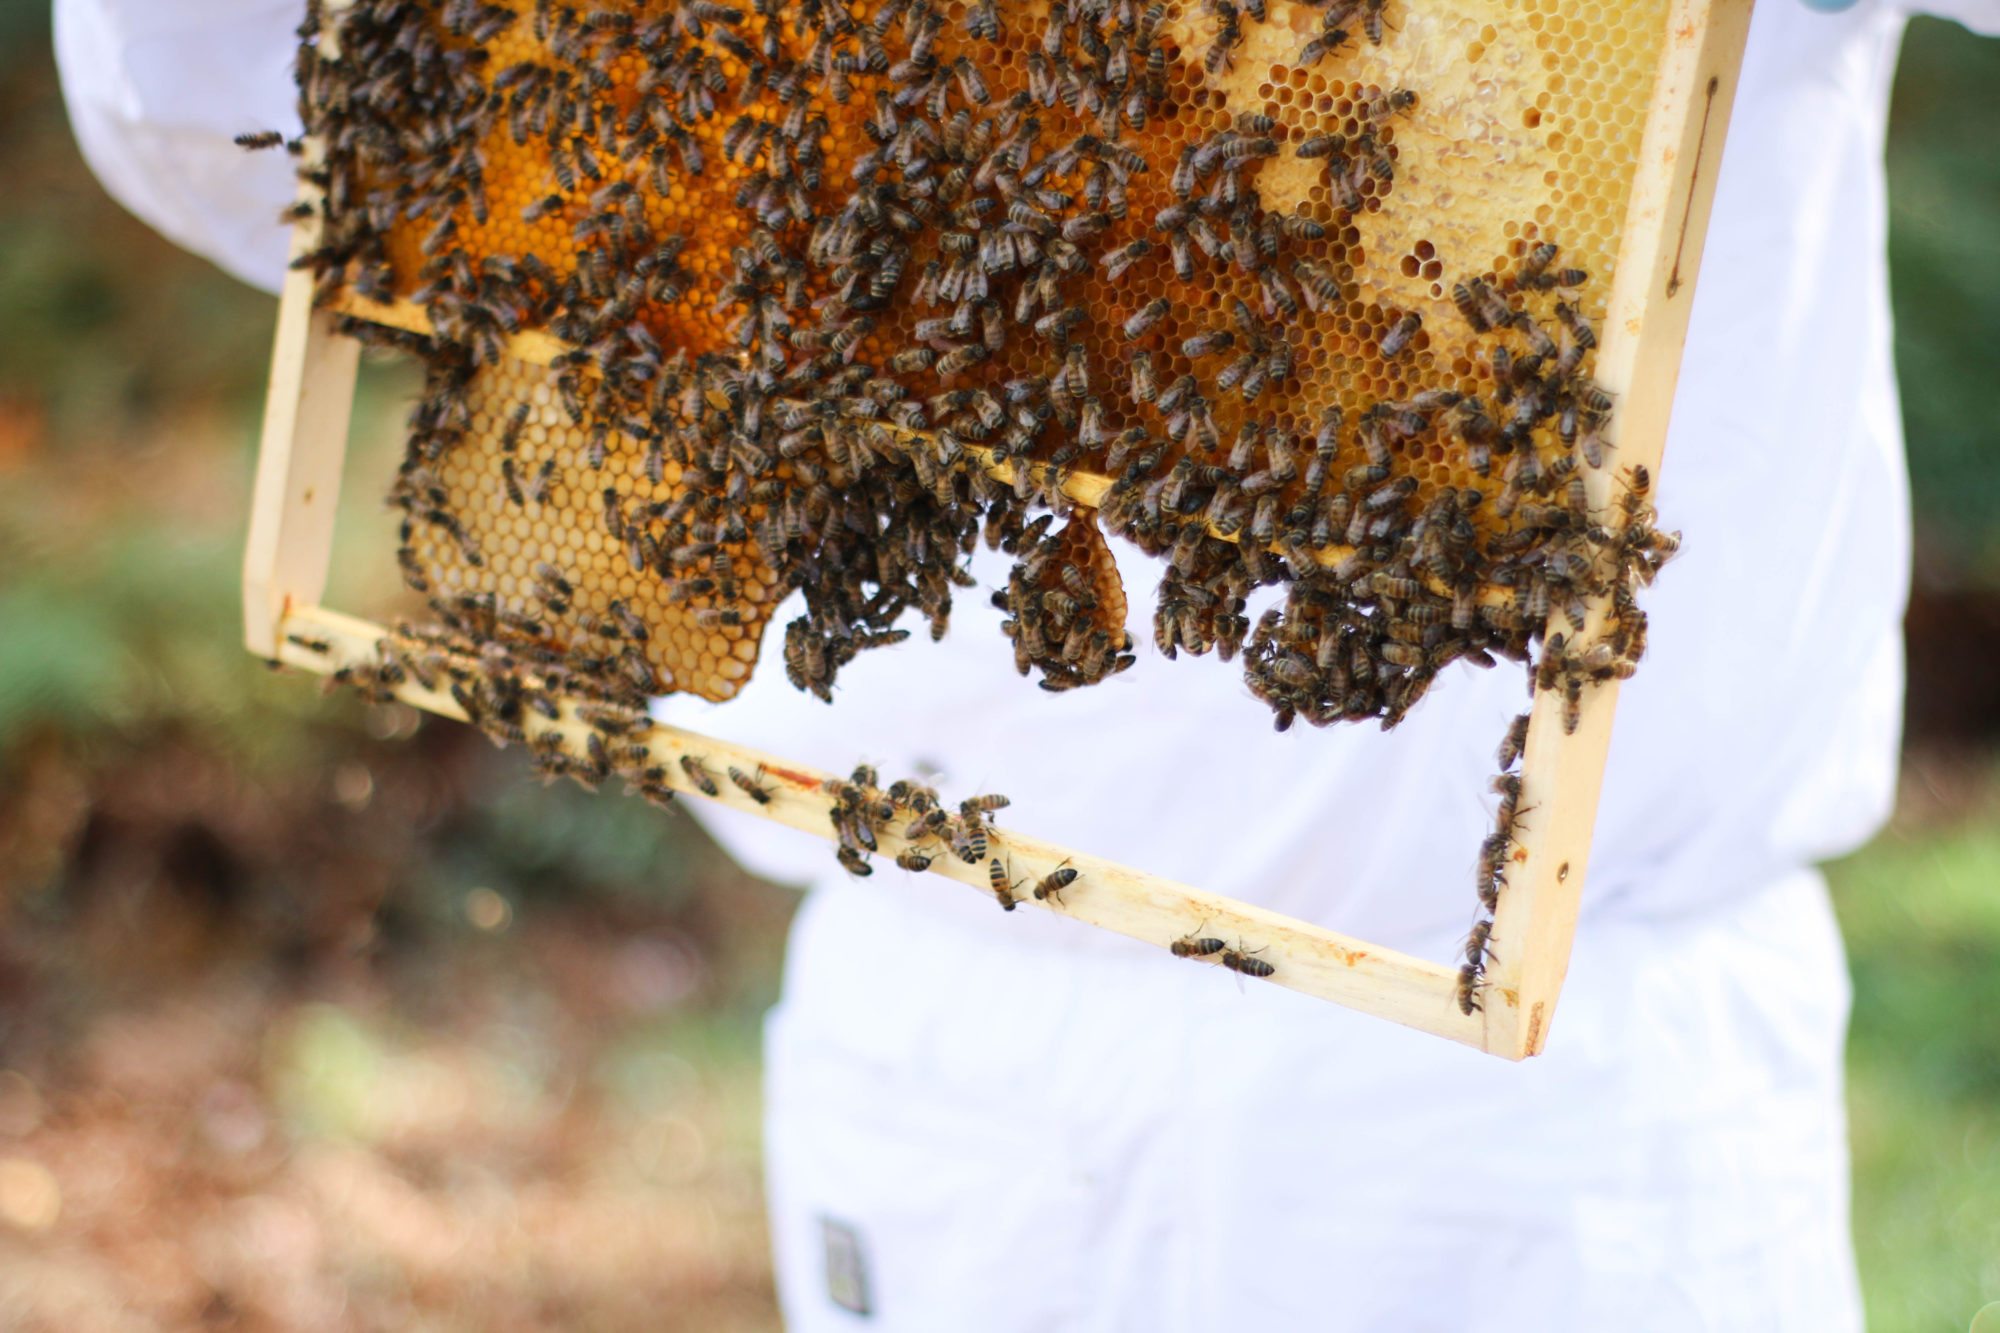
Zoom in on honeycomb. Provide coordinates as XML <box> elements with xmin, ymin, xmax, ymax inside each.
<box><xmin>294</xmin><ymin>0</ymin><xmax>1675</xmax><ymax>723</ymax></box>
<box><xmin>391</xmin><ymin>348</ymin><xmax>780</xmax><ymax>700</ymax></box>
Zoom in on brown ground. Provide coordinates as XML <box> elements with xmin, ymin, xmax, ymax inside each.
<box><xmin>0</xmin><ymin>903</ymin><xmax>784</xmax><ymax>1333</ymax></box>
<box><xmin>0</xmin><ymin>714</ymin><xmax>791</xmax><ymax>1333</ymax></box>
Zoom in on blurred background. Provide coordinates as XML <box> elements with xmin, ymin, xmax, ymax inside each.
<box><xmin>0</xmin><ymin>3</ymin><xmax>1995</xmax><ymax>1329</ymax></box>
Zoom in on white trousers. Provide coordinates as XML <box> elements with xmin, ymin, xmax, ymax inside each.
<box><xmin>762</xmin><ymin>870</ymin><xmax>1861</xmax><ymax>1332</ymax></box>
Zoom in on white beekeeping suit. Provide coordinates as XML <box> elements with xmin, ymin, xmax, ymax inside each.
<box><xmin>57</xmin><ymin>0</ymin><xmax>1999</xmax><ymax>1327</ymax></box>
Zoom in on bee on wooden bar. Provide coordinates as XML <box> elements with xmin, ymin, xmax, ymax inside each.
<box><xmin>1032</xmin><ymin>863</ymin><xmax>1078</xmax><ymax>904</ymax></box>
<box><xmin>1455</xmin><ymin>962</ymin><xmax>1484</xmax><ymax>1015</ymax></box>
<box><xmin>1497</xmin><ymin>713</ymin><xmax>1532</xmax><ymax>771</ymax></box>
<box><xmin>987</xmin><ymin>858</ymin><xmax>1021</xmax><ymax>911</ymax></box>
<box><xmin>1221</xmin><ymin>944</ymin><xmax>1275</xmax><ymax>978</ymax></box>
<box><xmin>1172</xmin><ymin>931</ymin><xmax>1227</xmax><ymax>958</ymax></box>
<box><xmin>677</xmin><ymin>753</ymin><xmax>722</xmax><ymax>797</ymax></box>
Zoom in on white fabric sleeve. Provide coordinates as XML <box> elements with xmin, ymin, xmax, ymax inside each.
<box><xmin>54</xmin><ymin>0</ymin><xmax>305</xmax><ymax>295</ymax></box>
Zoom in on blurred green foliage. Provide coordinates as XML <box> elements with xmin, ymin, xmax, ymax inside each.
<box><xmin>1833</xmin><ymin>786</ymin><xmax>2000</xmax><ymax>1332</ymax></box>
<box><xmin>1889</xmin><ymin>17</ymin><xmax>2000</xmax><ymax>582</ymax></box>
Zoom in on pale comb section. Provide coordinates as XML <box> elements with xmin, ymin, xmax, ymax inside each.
<box><xmin>1176</xmin><ymin>0</ymin><xmax>1666</xmax><ymax>430</ymax></box>
<box><xmin>407</xmin><ymin>354</ymin><xmax>780</xmax><ymax>702</ymax></box>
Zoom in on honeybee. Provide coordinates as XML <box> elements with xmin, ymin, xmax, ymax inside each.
<box><xmin>1464</xmin><ymin>918</ymin><xmax>1495</xmax><ymax>971</ymax></box>
<box><xmin>1182</xmin><ymin>328</ymin><xmax>1236</xmax><ymax>359</ymax></box>
<box><xmin>1221</xmin><ymin>944</ymin><xmax>1275</xmax><ymax>978</ymax></box>
<box><xmin>1297</xmin><ymin>25</ymin><xmax>1351</xmax><ymax>66</ymax></box>
<box><xmin>1360</xmin><ymin>0</ymin><xmax>1389</xmax><ymax>43</ymax></box>
<box><xmin>526</xmin><ymin>458</ymin><xmax>555</xmax><ymax>505</ymax></box>
<box><xmin>1032</xmin><ymin>862</ymin><xmax>1078</xmax><ymax>904</ymax></box>
<box><xmin>1379</xmin><ymin>312</ymin><xmax>1421</xmax><ymax>358</ymax></box>
<box><xmin>678</xmin><ymin>753</ymin><xmax>721</xmax><ymax>797</ymax></box>
<box><xmin>234</xmin><ymin>130</ymin><xmax>285</xmax><ymax>150</ymax></box>
<box><xmin>986</xmin><ymin>857</ymin><xmax>1021</xmax><ymax>911</ymax></box>
<box><xmin>1496</xmin><ymin>712</ymin><xmax>1531</xmax><ymax>770</ymax></box>
<box><xmin>1124</xmin><ymin>299</ymin><xmax>1169</xmax><ymax>339</ymax></box>
<box><xmin>1293</xmin><ymin>260</ymin><xmax>1341</xmax><ymax>312</ymax></box>
<box><xmin>1455</xmin><ymin>961</ymin><xmax>1484</xmax><ymax>1014</ymax></box>
<box><xmin>1171</xmin><ymin>931</ymin><xmax>1227</xmax><ymax>958</ymax></box>
<box><xmin>1475</xmin><ymin>832</ymin><xmax>1509</xmax><ymax>910</ymax></box>
<box><xmin>1555</xmin><ymin>298</ymin><xmax>1597</xmax><ymax>345</ymax></box>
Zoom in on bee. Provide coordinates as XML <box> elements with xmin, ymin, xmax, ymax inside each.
<box><xmin>904</xmin><ymin>805</ymin><xmax>950</xmax><ymax>841</ymax></box>
<box><xmin>1475</xmin><ymin>832</ymin><xmax>1510</xmax><ymax>910</ymax></box>
<box><xmin>1455</xmin><ymin>961</ymin><xmax>1484</xmax><ymax>1014</ymax></box>
<box><xmin>1554</xmin><ymin>300</ymin><xmax>1597</xmax><ymax>351</ymax></box>
<box><xmin>285</xmin><ymin>633</ymin><xmax>333</xmax><ymax>655</ymax></box>
<box><xmin>1370</xmin><ymin>571</ymin><xmax>1421</xmax><ymax>600</ymax></box>
<box><xmin>1464</xmin><ymin>918</ymin><xmax>1495</xmax><ymax>972</ymax></box>
<box><xmin>1033</xmin><ymin>863</ymin><xmax>1078</xmax><ymax>904</ymax></box>
<box><xmin>1497</xmin><ymin>712</ymin><xmax>1532</xmax><ymax>771</ymax></box>
<box><xmin>937</xmin><ymin>343</ymin><xmax>990</xmax><ymax>376</ymax></box>
<box><xmin>896</xmin><ymin>848</ymin><xmax>934</xmax><ymax>872</ymax></box>
<box><xmin>1295</xmin><ymin>130</ymin><xmax>1347</xmax><ymax>168</ymax></box>
<box><xmin>500</xmin><ymin>402</ymin><xmax>531</xmax><ymax>453</ymax></box>
<box><xmin>726</xmin><ymin>763</ymin><xmax>776</xmax><ymax>805</ymax></box>
<box><xmin>987</xmin><ymin>857</ymin><xmax>1021</xmax><ymax>911</ymax></box>
<box><xmin>1514</xmin><ymin>240</ymin><xmax>1560</xmax><ymax>288</ymax></box>
<box><xmin>1221</xmin><ymin>944</ymin><xmax>1275</xmax><ymax>977</ymax></box>
<box><xmin>1492</xmin><ymin>773</ymin><xmax>1534</xmax><ymax>839</ymax></box>
<box><xmin>1449</xmin><ymin>280</ymin><xmax>1490</xmax><ymax>332</ymax></box>
<box><xmin>676</xmin><ymin>752</ymin><xmax>724</xmax><ymax>792</ymax></box>
<box><xmin>1129</xmin><ymin>351</ymin><xmax>1158</xmax><ymax>405</ymax></box>
<box><xmin>1101</xmin><ymin>238</ymin><xmax>1154</xmax><ymax>280</ymax></box>
<box><xmin>1123</xmin><ymin>298</ymin><xmax>1170</xmax><ymax>340</ymax></box>
<box><xmin>1182</xmin><ymin>328</ymin><xmax>1236</xmax><ymax>358</ymax></box>
<box><xmin>234</xmin><ymin>130</ymin><xmax>285</xmax><ymax>150</ymax></box>
<box><xmin>1293</xmin><ymin>260</ymin><xmax>1341</xmax><ymax>311</ymax></box>
<box><xmin>1379</xmin><ymin>312</ymin><xmax>1421</xmax><ymax>358</ymax></box>
<box><xmin>1355</xmin><ymin>0</ymin><xmax>1389</xmax><ymax>42</ymax></box>
<box><xmin>1297</xmin><ymin>23</ymin><xmax>1351</xmax><ymax>66</ymax></box>
<box><xmin>1171</xmin><ymin>931</ymin><xmax>1226</xmax><ymax>958</ymax></box>
<box><xmin>954</xmin><ymin>816</ymin><xmax>990</xmax><ymax>863</ymax></box>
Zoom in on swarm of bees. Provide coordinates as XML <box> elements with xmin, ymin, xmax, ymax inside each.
<box><xmin>821</xmin><ymin>763</ymin><xmax>1013</xmax><ymax>878</ymax></box>
<box><xmin>1171</xmin><ymin>928</ymin><xmax>1275</xmax><ymax>977</ymax></box>
<box><xmin>276</xmin><ymin>0</ymin><xmax>1678</xmax><ymax>977</ymax></box>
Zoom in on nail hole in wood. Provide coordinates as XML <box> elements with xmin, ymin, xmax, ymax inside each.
<box><xmin>1557</xmin><ymin>861</ymin><xmax>1569</xmax><ymax>883</ymax></box>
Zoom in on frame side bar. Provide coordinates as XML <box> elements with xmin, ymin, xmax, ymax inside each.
<box><xmin>1478</xmin><ymin>0</ymin><xmax>1755</xmax><ymax>1059</ymax></box>
<box><xmin>241</xmin><ymin>9</ymin><xmax>361</xmax><ymax>658</ymax></box>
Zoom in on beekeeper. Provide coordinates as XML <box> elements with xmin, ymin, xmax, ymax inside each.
<box><xmin>57</xmin><ymin>0</ymin><xmax>1999</xmax><ymax>1326</ymax></box>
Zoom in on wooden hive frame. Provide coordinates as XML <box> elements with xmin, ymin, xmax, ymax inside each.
<box><xmin>246</xmin><ymin>0</ymin><xmax>1752</xmax><ymax>1059</ymax></box>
